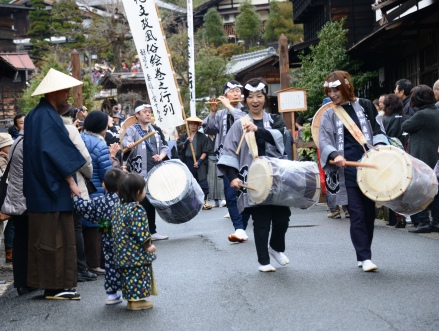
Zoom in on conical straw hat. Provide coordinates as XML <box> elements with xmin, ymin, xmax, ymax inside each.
<box><xmin>186</xmin><ymin>116</ymin><xmax>203</xmax><ymax>123</ymax></box>
<box><xmin>32</xmin><ymin>68</ymin><xmax>83</xmax><ymax>96</ymax></box>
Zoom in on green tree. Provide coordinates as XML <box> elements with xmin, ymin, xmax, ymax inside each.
<box><xmin>19</xmin><ymin>54</ymin><xmax>98</xmax><ymax>113</ymax></box>
<box><xmin>293</xmin><ymin>19</ymin><xmax>376</xmax><ymax>118</ymax></box>
<box><xmin>263</xmin><ymin>1</ymin><xmax>303</xmax><ymax>43</ymax></box>
<box><xmin>234</xmin><ymin>1</ymin><xmax>261</xmax><ymax>49</ymax></box>
<box><xmin>84</xmin><ymin>1</ymin><xmax>130</xmax><ymax>71</ymax></box>
<box><xmin>28</xmin><ymin>0</ymin><xmax>52</xmax><ymax>61</ymax></box>
<box><xmin>216</xmin><ymin>43</ymin><xmax>245</xmax><ymax>59</ymax></box>
<box><xmin>50</xmin><ymin>0</ymin><xmax>85</xmax><ymax>50</ymax></box>
<box><xmin>195</xmin><ymin>47</ymin><xmax>232</xmax><ymax>98</ymax></box>
<box><xmin>202</xmin><ymin>8</ymin><xmax>227</xmax><ymax>47</ymax></box>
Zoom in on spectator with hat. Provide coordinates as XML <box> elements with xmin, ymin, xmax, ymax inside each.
<box><xmin>177</xmin><ymin>116</ymin><xmax>213</xmax><ymax>210</ymax></box>
<box><xmin>23</xmin><ymin>68</ymin><xmax>86</xmax><ymax>300</ymax></box>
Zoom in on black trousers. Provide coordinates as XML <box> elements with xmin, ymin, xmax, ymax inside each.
<box><xmin>346</xmin><ymin>186</ymin><xmax>376</xmax><ymax>261</ymax></box>
<box><xmin>73</xmin><ymin>211</ymin><xmax>88</xmax><ymax>272</ymax></box>
<box><xmin>12</xmin><ymin>214</ymin><xmax>28</xmax><ymax>289</ymax></box>
<box><xmin>246</xmin><ymin>205</ymin><xmax>290</xmax><ymax>265</ymax></box>
<box><xmin>140</xmin><ymin>197</ymin><xmax>157</xmax><ymax>234</ymax></box>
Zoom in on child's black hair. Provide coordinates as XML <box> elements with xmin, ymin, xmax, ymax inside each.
<box><xmin>104</xmin><ymin>168</ymin><xmax>125</xmax><ymax>193</ymax></box>
<box><xmin>118</xmin><ymin>173</ymin><xmax>146</xmax><ymax>203</ymax></box>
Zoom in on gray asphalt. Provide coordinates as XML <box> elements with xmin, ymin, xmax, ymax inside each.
<box><xmin>1</xmin><ymin>203</ymin><xmax>438</xmax><ymax>331</ymax></box>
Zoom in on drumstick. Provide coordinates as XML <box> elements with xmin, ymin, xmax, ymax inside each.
<box><xmin>205</xmin><ymin>100</ymin><xmax>243</xmax><ymax>105</ymax></box>
<box><xmin>329</xmin><ymin>160</ymin><xmax>378</xmax><ymax>169</ymax></box>
<box><xmin>122</xmin><ymin>131</ymin><xmax>156</xmax><ymax>153</ymax></box>
<box><xmin>235</xmin><ymin>129</ymin><xmax>247</xmax><ymax>155</ymax></box>
<box><xmin>239</xmin><ymin>183</ymin><xmax>256</xmax><ymax>191</ymax></box>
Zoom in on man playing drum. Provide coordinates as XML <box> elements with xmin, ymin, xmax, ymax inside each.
<box><xmin>318</xmin><ymin>71</ymin><xmax>388</xmax><ymax>272</ymax></box>
<box><xmin>202</xmin><ymin>80</ymin><xmax>250</xmax><ymax>243</ymax></box>
<box><xmin>122</xmin><ymin>103</ymin><xmax>169</xmax><ymax>241</ymax></box>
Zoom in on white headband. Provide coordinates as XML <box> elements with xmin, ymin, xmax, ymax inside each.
<box><xmin>224</xmin><ymin>82</ymin><xmax>243</xmax><ymax>94</ymax></box>
<box><xmin>245</xmin><ymin>82</ymin><xmax>266</xmax><ymax>92</ymax></box>
<box><xmin>323</xmin><ymin>79</ymin><xmax>349</xmax><ymax>88</ymax></box>
<box><xmin>135</xmin><ymin>104</ymin><xmax>152</xmax><ymax>113</ymax></box>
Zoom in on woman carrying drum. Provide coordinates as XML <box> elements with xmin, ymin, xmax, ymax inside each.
<box><xmin>319</xmin><ymin>71</ymin><xmax>388</xmax><ymax>272</ymax></box>
<box><xmin>218</xmin><ymin>78</ymin><xmax>290</xmax><ymax>272</ymax></box>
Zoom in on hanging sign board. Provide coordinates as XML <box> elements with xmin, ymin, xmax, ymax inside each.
<box><xmin>277</xmin><ymin>87</ymin><xmax>307</xmax><ymax>112</ymax></box>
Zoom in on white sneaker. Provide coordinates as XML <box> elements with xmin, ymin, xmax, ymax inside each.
<box><xmin>259</xmin><ymin>264</ymin><xmax>276</xmax><ymax>272</ymax></box>
<box><xmin>362</xmin><ymin>260</ymin><xmax>378</xmax><ymax>272</ymax></box>
<box><xmin>220</xmin><ymin>200</ymin><xmax>227</xmax><ymax>207</ymax></box>
<box><xmin>357</xmin><ymin>261</ymin><xmax>363</xmax><ymax>268</ymax></box>
<box><xmin>268</xmin><ymin>246</ymin><xmax>289</xmax><ymax>266</ymax></box>
<box><xmin>151</xmin><ymin>233</ymin><xmax>169</xmax><ymax>241</ymax></box>
<box><xmin>235</xmin><ymin>229</ymin><xmax>248</xmax><ymax>240</ymax></box>
<box><xmin>224</xmin><ymin>213</ymin><xmax>230</xmax><ymax>218</ymax></box>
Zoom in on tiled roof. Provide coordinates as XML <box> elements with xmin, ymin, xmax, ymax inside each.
<box><xmin>0</xmin><ymin>52</ymin><xmax>35</xmax><ymax>70</ymax></box>
<box><xmin>226</xmin><ymin>47</ymin><xmax>278</xmax><ymax>75</ymax></box>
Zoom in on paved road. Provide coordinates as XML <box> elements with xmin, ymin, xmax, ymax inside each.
<box><xmin>1</xmin><ymin>204</ymin><xmax>438</xmax><ymax>331</ymax></box>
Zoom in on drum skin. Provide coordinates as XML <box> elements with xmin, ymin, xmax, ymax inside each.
<box><xmin>247</xmin><ymin>157</ymin><xmax>321</xmax><ymax>209</ymax></box>
<box><xmin>146</xmin><ymin>159</ymin><xmax>204</xmax><ymax>224</ymax></box>
<box><xmin>357</xmin><ymin>145</ymin><xmax>438</xmax><ymax>216</ymax></box>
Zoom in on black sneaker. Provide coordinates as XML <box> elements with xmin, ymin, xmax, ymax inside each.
<box><xmin>77</xmin><ymin>270</ymin><xmax>97</xmax><ymax>282</ymax></box>
<box><xmin>17</xmin><ymin>287</ymin><xmax>38</xmax><ymax>296</ymax></box>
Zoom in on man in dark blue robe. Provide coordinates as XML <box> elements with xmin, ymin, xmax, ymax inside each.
<box><xmin>23</xmin><ymin>68</ymin><xmax>86</xmax><ymax>300</ymax></box>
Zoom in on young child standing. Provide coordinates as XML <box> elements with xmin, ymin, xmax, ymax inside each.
<box><xmin>73</xmin><ymin>168</ymin><xmax>125</xmax><ymax>305</ymax></box>
<box><xmin>111</xmin><ymin>173</ymin><xmax>157</xmax><ymax>311</ymax></box>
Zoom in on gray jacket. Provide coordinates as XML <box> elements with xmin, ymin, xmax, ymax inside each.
<box><xmin>402</xmin><ymin>104</ymin><xmax>439</xmax><ymax>169</ymax></box>
<box><xmin>2</xmin><ymin>133</ymin><xmax>25</xmax><ymax>216</ymax></box>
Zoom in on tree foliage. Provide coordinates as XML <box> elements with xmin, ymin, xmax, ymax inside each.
<box><xmin>263</xmin><ymin>1</ymin><xmax>303</xmax><ymax>43</ymax></box>
<box><xmin>202</xmin><ymin>8</ymin><xmax>227</xmax><ymax>47</ymax></box>
<box><xmin>216</xmin><ymin>43</ymin><xmax>245</xmax><ymax>59</ymax></box>
<box><xmin>84</xmin><ymin>0</ymin><xmax>130</xmax><ymax>71</ymax></box>
<box><xmin>50</xmin><ymin>0</ymin><xmax>85</xmax><ymax>50</ymax></box>
<box><xmin>19</xmin><ymin>54</ymin><xmax>98</xmax><ymax>114</ymax></box>
<box><xmin>234</xmin><ymin>1</ymin><xmax>261</xmax><ymax>49</ymax></box>
<box><xmin>293</xmin><ymin>19</ymin><xmax>376</xmax><ymax>118</ymax></box>
<box><xmin>195</xmin><ymin>47</ymin><xmax>232</xmax><ymax>98</ymax></box>
<box><xmin>28</xmin><ymin>0</ymin><xmax>52</xmax><ymax>61</ymax></box>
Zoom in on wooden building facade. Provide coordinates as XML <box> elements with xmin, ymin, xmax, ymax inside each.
<box><xmin>292</xmin><ymin>0</ymin><xmax>375</xmax><ymax>47</ymax></box>
<box><xmin>290</xmin><ymin>0</ymin><xmax>439</xmax><ymax>96</ymax></box>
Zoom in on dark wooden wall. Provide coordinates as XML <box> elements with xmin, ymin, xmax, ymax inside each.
<box><xmin>292</xmin><ymin>0</ymin><xmax>375</xmax><ymax>46</ymax></box>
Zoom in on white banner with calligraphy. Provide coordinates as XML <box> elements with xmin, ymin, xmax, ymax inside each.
<box><xmin>122</xmin><ymin>0</ymin><xmax>185</xmax><ymax>129</ymax></box>
<box><xmin>186</xmin><ymin>0</ymin><xmax>196</xmax><ymax>117</ymax></box>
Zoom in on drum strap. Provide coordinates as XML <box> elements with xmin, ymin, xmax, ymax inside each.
<box><xmin>240</xmin><ymin>115</ymin><xmax>258</xmax><ymax>159</ymax></box>
<box><xmin>133</xmin><ymin>123</ymin><xmax>156</xmax><ymax>154</ymax></box>
<box><xmin>332</xmin><ymin>105</ymin><xmax>370</xmax><ymax>153</ymax></box>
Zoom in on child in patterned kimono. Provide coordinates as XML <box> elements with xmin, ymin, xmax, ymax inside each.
<box><xmin>111</xmin><ymin>173</ymin><xmax>157</xmax><ymax>311</ymax></box>
<box><xmin>73</xmin><ymin>168</ymin><xmax>125</xmax><ymax>305</ymax></box>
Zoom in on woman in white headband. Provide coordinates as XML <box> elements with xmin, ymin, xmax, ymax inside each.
<box><xmin>218</xmin><ymin>78</ymin><xmax>291</xmax><ymax>272</ymax></box>
<box><xmin>319</xmin><ymin>70</ymin><xmax>388</xmax><ymax>272</ymax></box>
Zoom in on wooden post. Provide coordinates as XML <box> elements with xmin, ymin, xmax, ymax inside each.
<box><xmin>71</xmin><ymin>49</ymin><xmax>83</xmax><ymax>109</ymax></box>
<box><xmin>278</xmin><ymin>34</ymin><xmax>292</xmax><ymax>131</ymax></box>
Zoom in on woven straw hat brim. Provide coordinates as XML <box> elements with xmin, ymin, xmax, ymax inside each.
<box><xmin>32</xmin><ymin>68</ymin><xmax>83</xmax><ymax>96</ymax></box>
<box><xmin>186</xmin><ymin>116</ymin><xmax>203</xmax><ymax>123</ymax></box>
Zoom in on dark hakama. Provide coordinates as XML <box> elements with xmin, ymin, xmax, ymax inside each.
<box><xmin>27</xmin><ymin>212</ymin><xmax>77</xmax><ymax>289</ymax></box>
